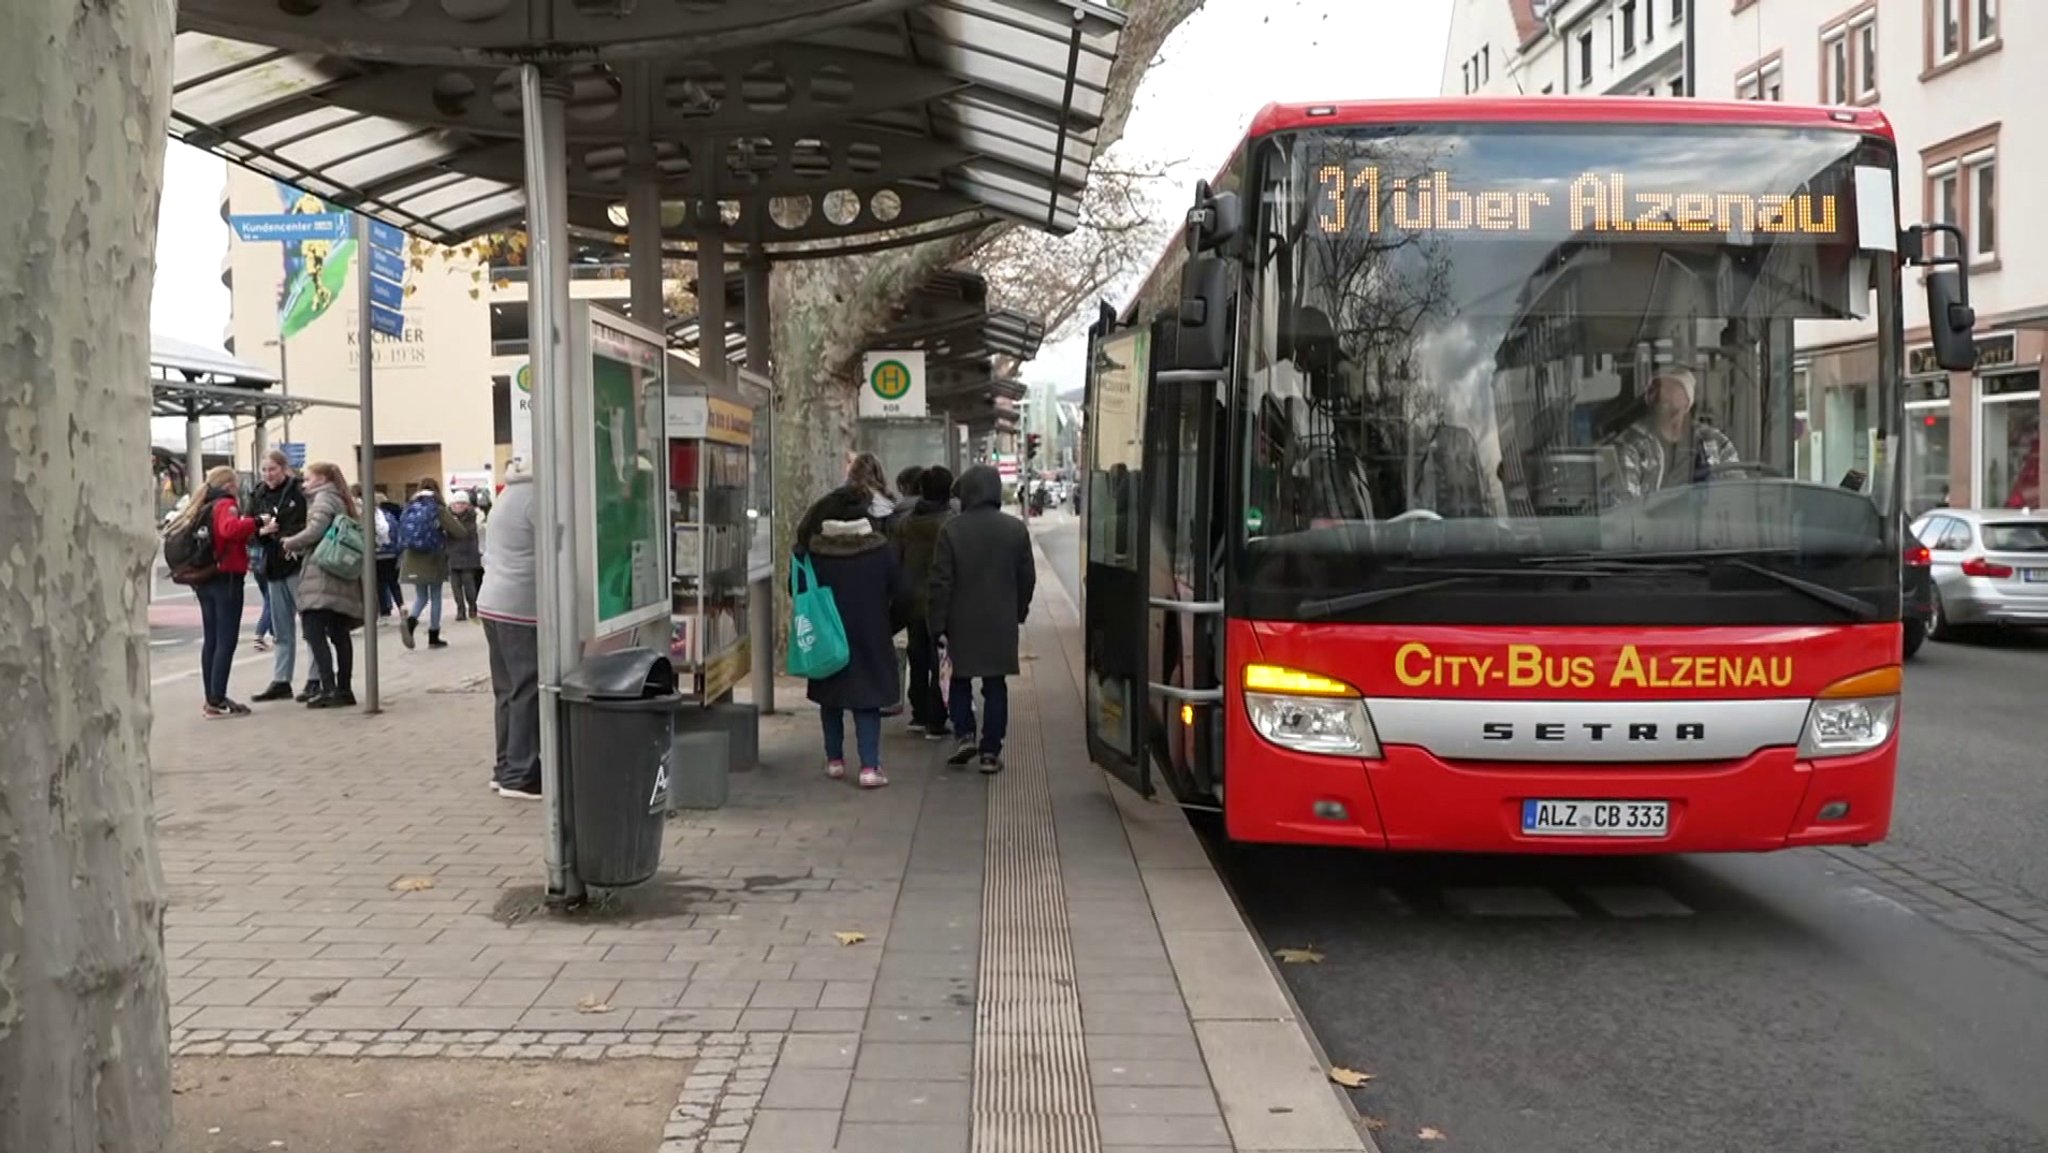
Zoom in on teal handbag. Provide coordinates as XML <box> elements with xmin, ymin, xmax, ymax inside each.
<box><xmin>312</xmin><ymin>512</ymin><xmax>367</xmax><ymax>580</ymax></box>
<box><xmin>786</xmin><ymin>556</ymin><xmax>850</xmax><ymax>679</ymax></box>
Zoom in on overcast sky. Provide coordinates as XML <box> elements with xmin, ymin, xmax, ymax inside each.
<box><xmin>148</xmin><ymin>0</ymin><xmax>1455</xmax><ymax>384</ymax></box>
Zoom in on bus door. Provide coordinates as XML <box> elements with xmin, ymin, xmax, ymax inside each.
<box><xmin>1082</xmin><ymin>311</ymin><xmax>1153</xmax><ymax>795</ymax></box>
<box><xmin>1141</xmin><ymin>314</ymin><xmax>1226</xmax><ymax>803</ymax></box>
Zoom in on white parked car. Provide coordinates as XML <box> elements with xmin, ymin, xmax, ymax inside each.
<box><xmin>1909</xmin><ymin>508</ymin><xmax>2048</xmax><ymax>638</ymax></box>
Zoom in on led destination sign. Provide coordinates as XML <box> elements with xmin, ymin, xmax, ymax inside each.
<box><xmin>1317</xmin><ymin>164</ymin><xmax>1846</xmax><ymax>241</ymax></box>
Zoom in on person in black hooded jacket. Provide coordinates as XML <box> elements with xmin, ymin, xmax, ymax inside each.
<box><xmin>928</xmin><ymin>464</ymin><xmax>1035</xmax><ymax>773</ymax></box>
<box><xmin>803</xmin><ymin>486</ymin><xmax>907</xmax><ymax>789</ymax></box>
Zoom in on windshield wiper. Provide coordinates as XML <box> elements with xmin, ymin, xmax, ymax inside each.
<box><xmin>1296</xmin><ymin>565</ymin><xmax>1637</xmax><ymax>619</ymax></box>
<box><xmin>1520</xmin><ymin>553</ymin><xmax>1882</xmax><ymax>621</ymax></box>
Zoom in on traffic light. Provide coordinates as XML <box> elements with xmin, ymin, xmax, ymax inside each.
<box><xmin>1025</xmin><ymin>433</ymin><xmax>1042</xmax><ymax>461</ymax></box>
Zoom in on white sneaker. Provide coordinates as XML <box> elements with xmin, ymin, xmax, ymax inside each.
<box><xmin>858</xmin><ymin>767</ymin><xmax>888</xmax><ymax>789</ymax></box>
<box><xmin>825</xmin><ymin>760</ymin><xmax>847</xmax><ymax>780</ymax></box>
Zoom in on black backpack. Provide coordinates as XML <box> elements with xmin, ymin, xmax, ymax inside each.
<box><xmin>163</xmin><ymin>499</ymin><xmax>220</xmax><ymax>585</ymax></box>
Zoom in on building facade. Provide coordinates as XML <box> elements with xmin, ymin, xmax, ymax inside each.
<box><xmin>1443</xmin><ymin>0</ymin><xmax>2039</xmax><ymax>513</ymax></box>
<box><xmin>1700</xmin><ymin>0</ymin><xmax>2039</xmax><ymax>513</ymax></box>
<box><xmin>1444</xmin><ymin>0</ymin><xmax>1690</xmax><ymax>99</ymax></box>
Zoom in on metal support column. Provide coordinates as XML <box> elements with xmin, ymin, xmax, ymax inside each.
<box><xmin>696</xmin><ymin>209</ymin><xmax>727</xmax><ymax>380</ymax></box>
<box><xmin>522</xmin><ymin>64</ymin><xmax>583</xmax><ymax>903</ymax></box>
<box><xmin>185</xmin><ymin>403</ymin><xmax>204</xmax><ymax>487</ymax></box>
<box><xmin>744</xmin><ymin>252</ymin><xmax>774</xmax><ymax>714</ymax></box>
<box><xmin>626</xmin><ymin>65</ymin><xmax>665</xmax><ymax>333</ymax></box>
<box><xmin>353</xmin><ymin>216</ymin><xmax>383</xmax><ymax>714</ymax></box>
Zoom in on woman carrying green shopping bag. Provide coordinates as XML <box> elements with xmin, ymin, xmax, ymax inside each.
<box><xmin>792</xmin><ymin>486</ymin><xmax>907</xmax><ymax>789</ymax></box>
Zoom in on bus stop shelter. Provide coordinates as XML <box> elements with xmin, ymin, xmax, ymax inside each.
<box><xmin>167</xmin><ymin>0</ymin><xmax>1128</xmax><ymax>900</ymax></box>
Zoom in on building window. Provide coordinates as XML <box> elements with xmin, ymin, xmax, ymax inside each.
<box><xmin>1579</xmin><ymin>30</ymin><xmax>1594</xmax><ymax>84</ymax></box>
<box><xmin>1482</xmin><ymin>46</ymin><xmax>1490</xmax><ymax>80</ymax></box>
<box><xmin>1971</xmin><ymin>153</ymin><xmax>1997</xmax><ymax>260</ymax></box>
<box><xmin>1621</xmin><ymin>0</ymin><xmax>1637</xmax><ymax>54</ymax></box>
<box><xmin>1822</xmin><ymin>8</ymin><xmax>1877</xmax><ymax>104</ymax></box>
<box><xmin>1462</xmin><ymin>62</ymin><xmax>1472</xmax><ymax>94</ymax></box>
<box><xmin>1646</xmin><ymin>0</ymin><xmax>1656</xmax><ymax>42</ymax></box>
<box><xmin>1671</xmin><ymin>0</ymin><xmax>1684</xmax><ymax>20</ymax></box>
<box><xmin>1670</xmin><ymin>75</ymin><xmax>1685</xmax><ymax>96</ymax></box>
<box><xmin>1927</xmin><ymin>0</ymin><xmax>1998</xmax><ymax>72</ymax></box>
<box><xmin>1924</xmin><ymin>127</ymin><xmax>1999</xmax><ymax>267</ymax></box>
<box><xmin>1737</xmin><ymin>56</ymin><xmax>1783</xmax><ymax>101</ymax></box>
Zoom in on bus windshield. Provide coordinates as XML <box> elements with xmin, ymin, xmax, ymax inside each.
<box><xmin>1237</xmin><ymin>122</ymin><xmax>1903</xmax><ymax>626</ymax></box>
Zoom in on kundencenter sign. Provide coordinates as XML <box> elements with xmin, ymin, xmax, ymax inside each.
<box><xmin>859</xmin><ymin>350</ymin><xmax>926</xmax><ymax>419</ymax></box>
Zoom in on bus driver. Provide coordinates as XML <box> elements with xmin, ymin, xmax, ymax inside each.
<box><xmin>1611</xmin><ymin>367</ymin><xmax>1741</xmax><ymax>500</ymax></box>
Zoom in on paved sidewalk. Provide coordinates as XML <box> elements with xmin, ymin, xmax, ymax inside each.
<box><xmin>152</xmin><ymin>558</ymin><xmax>1368</xmax><ymax>1153</ymax></box>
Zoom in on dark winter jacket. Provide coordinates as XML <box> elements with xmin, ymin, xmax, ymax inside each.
<box><xmin>248</xmin><ymin>475</ymin><xmax>309</xmax><ymax>581</ymax></box>
<box><xmin>447</xmin><ymin>507</ymin><xmax>485</xmax><ymax>569</ymax></box>
<box><xmin>892</xmin><ymin>498</ymin><xmax>954</xmax><ymax>621</ymax></box>
<box><xmin>929</xmin><ymin>466</ymin><xmax>1035</xmax><ymax>679</ymax></box>
<box><xmin>374</xmin><ymin>500</ymin><xmax>403</xmax><ymax>560</ymax></box>
<box><xmin>803</xmin><ymin>517</ymin><xmax>907</xmax><ymax>711</ymax></box>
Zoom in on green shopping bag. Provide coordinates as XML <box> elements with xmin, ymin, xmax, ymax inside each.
<box><xmin>312</xmin><ymin>512</ymin><xmax>366</xmax><ymax>580</ymax></box>
<box><xmin>786</xmin><ymin>555</ymin><xmax>850</xmax><ymax>679</ymax></box>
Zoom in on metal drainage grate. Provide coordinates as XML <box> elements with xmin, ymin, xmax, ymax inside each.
<box><xmin>971</xmin><ymin>658</ymin><xmax>1099</xmax><ymax>1153</ymax></box>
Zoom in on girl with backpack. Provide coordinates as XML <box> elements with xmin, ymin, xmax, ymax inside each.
<box><xmin>397</xmin><ymin>476</ymin><xmax>471</xmax><ymax>650</ymax></box>
<box><xmin>164</xmin><ymin>465</ymin><xmax>263</xmax><ymax>718</ymax></box>
<box><xmin>272</xmin><ymin>461</ymin><xmax>368</xmax><ymax>707</ymax></box>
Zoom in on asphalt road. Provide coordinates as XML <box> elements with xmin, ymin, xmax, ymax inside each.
<box><xmin>1035</xmin><ymin>517</ymin><xmax>2048</xmax><ymax>1153</ymax></box>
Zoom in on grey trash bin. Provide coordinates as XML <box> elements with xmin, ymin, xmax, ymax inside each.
<box><xmin>560</xmin><ymin>649</ymin><xmax>679</xmax><ymax>887</ymax></box>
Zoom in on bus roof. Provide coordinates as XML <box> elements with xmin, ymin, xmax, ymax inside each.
<box><xmin>1247</xmin><ymin>96</ymin><xmax>1893</xmax><ymax>141</ymax></box>
<box><xmin>1114</xmin><ymin>96</ymin><xmax>1893</xmax><ymax>323</ymax></box>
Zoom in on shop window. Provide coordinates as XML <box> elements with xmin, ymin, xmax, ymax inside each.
<box><xmin>1979</xmin><ymin>373</ymin><xmax>2040</xmax><ymax>509</ymax></box>
<box><xmin>1905</xmin><ymin>404</ymin><xmax>1951</xmax><ymax>515</ymax></box>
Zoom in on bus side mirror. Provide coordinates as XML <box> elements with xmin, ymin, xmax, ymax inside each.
<box><xmin>1926</xmin><ymin>270</ymin><xmax>1976</xmax><ymax>372</ymax></box>
<box><xmin>1185</xmin><ymin>182</ymin><xmax>1241</xmax><ymax>254</ymax></box>
<box><xmin>1175</xmin><ymin>256</ymin><xmax>1232</xmax><ymax>371</ymax></box>
<box><xmin>1907</xmin><ymin>222</ymin><xmax>1976</xmax><ymax>372</ymax></box>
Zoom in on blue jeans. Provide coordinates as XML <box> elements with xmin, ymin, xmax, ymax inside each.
<box><xmin>821</xmin><ymin>707</ymin><xmax>883</xmax><ymax>769</ymax></box>
<box><xmin>267</xmin><ymin>570</ymin><xmax>301</xmax><ymax>686</ymax></box>
<box><xmin>194</xmin><ymin>574</ymin><xmax>245</xmax><ymax>704</ymax></box>
<box><xmin>253</xmin><ymin>572</ymin><xmax>272</xmax><ymax>638</ymax></box>
<box><xmin>410</xmin><ymin>582</ymin><xmax>443</xmax><ymax>630</ymax></box>
<box><xmin>949</xmin><ymin>676</ymin><xmax>1010</xmax><ymax>756</ymax></box>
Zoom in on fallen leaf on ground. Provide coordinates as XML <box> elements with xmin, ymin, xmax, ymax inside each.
<box><xmin>1418</xmin><ymin>1126</ymin><xmax>1448</xmax><ymax>1141</ymax></box>
<box><xmin>1328</xmin><ymin>1066</ymin><xmax>1374</xmax><ymax>1088</ymax></box>
<box><xmin>389</xmin><ymin>876</ymin><xmax>435</xmax><ymax>892</ymax></box>
<box><xmin>833</xmin><ymin>931</ymin><xmax>866</xmax><ymax>946</ymax></box>
<box><xmin>1274</xmin><ymin>947</ymin><xmax>1325</xmax><ymax>964</ymax></box>
<box><xmin>307</xmin><ymin>987</ymin><xmax>340</xmax><ymax>1005</ymax></box>
<box><xmin>575</xmin><ymin>995</ymin><xmax>613</xmax><ymax>1014</ymax></box>
<box><xmin>1362</xmin><ymin>1115</ymin><xmax>1387</xmax><ymax>1132</ymax></box>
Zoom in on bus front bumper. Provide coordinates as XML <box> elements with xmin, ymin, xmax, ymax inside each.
<box><xmin>1223</xmin><ymin>742</ymin><xmax>1895</xmax><ymax>853</ymax></box>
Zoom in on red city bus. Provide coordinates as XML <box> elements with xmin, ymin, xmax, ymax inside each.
<box><xmin>1079</xmin><ymin>98</ymin><xmax>1977</xmax><ymax>853</ymax></box>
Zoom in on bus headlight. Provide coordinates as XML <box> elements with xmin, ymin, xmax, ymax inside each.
<box><xmin>1799</xmin><ymin>666</ymin><xmax>1901</xmax><ymax>758</ymax></box>
<box><xmin>1242</xmin><ymin>664</ymin><xmax>1379</xmax><ymax>757</ymax></box>
<box><xmin>1245</xmin><ymin>693</ymin><xmax>1378</xmax><ymax>756</ymax></box>
<box><xmin>1798</xmin><ymin>696</ymin><xmax>1898</xmax><ymax>758</ymax></box>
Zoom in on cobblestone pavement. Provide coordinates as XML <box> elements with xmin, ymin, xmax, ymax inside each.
<box><xmin>153</xmin><ymin>563</ymin><xmax>1365</xmax><ymax>1153</ymax></box>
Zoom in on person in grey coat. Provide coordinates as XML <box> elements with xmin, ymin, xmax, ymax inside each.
<box><xmin>270</xmin><ymin>461</ymin><xmax>367</xmax><ymax>708</ymax></box>
<box><xmin>477</xmin><ymin>461</ymin><xmax>541</xmax><ymax>799</ymax></box>
<box><xmin>447</xmin><ymin>490</ymin><xmax>485</xmax><ymax>622</ymax></box>
<box><xmin>928</xmin><ymin>464</ymin><xmax>1035</xmax><ymax>773</ymax></box>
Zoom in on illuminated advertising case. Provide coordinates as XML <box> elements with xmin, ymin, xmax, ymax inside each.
<box><xmin>570</xmin><ymin>303</ymin><xmax>670</xmax><ymax>640</ymax></box>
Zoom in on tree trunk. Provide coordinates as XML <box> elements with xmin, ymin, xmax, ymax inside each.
<box><xmin>766</xmin><ymin>0</ymin><xmax>1208</xmax><ymax>661</ymax></box>
<box><xmin>0</xmin><ymin>2</ymin><xmax>177</xmax><ymax>1150</ymax></box>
